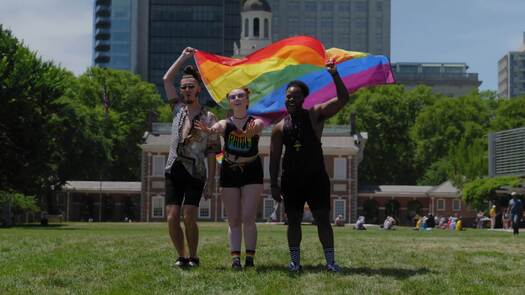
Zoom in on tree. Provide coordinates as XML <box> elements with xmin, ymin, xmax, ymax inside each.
<box><xmin>462</xmin><ymin>176</ymin><xmax>522</xmax><ymax>210</ymax></box>
<box><xmin>410</xmin><ymin>94</ymin><xmax>492</xmax><ymax>170</ymax></box>
<box><xmin>329</xmin><ymin>85</ymin><xmax>440</xmax><ymax>185</ymax></box>
<box><xmin>60</xmin><ymin>67</ymin><xmax>164</xmax><ymax>180</ymax></box>
<box><xmin>0</xmin><ymin>25</ymin><xmax>73</xmax><ymax>210</ymax></box>
<box><xmin>490</xmin><ymin>96</ymin><xmax>525</xmax><ymax>132</ymax></box>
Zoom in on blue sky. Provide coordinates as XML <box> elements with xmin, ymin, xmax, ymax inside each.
<box><xmin>1</xmin><ymin>0</ymin><xmax>525</xmax><ymax>91</ymax></box>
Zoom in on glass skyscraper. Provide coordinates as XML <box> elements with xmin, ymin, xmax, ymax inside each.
<box><xmin>93</xmin><ymin>0</ymin><xmax>137</xmax><ymax>71</ymax></box>
<box><xmin>144</xmin><ymin>0</ymin><xmax>241</xmax><ymax>97</ymax></box>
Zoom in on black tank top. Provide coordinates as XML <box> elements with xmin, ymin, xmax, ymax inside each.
<box><xmin>282</xmin><ymin>110</ymin><xmax>325</xmax><ymax>176</ymax></box>
<box><xmin>224</xmin><ymin>116</ymin><xmax>259</xmax><ymax>158</ymax></box>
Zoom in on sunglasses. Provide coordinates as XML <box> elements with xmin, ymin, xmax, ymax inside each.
<box><xmin>180</xmin><ymin>85</ymin><xmax>196</xmax><ymax>90</ymax></box>
<box><xmin>228</xmin><ymin>92</ymin><xmax>247</xmax><ymax>100</ymax></box>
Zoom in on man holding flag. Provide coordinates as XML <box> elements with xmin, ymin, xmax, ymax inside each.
<box><xmin>270</xmin><ymin>59</ymin><xmax>351</xmax><ymax>273</ymax></box>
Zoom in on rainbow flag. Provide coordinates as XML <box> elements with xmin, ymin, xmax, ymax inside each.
<box><xmin>215</xmin><ymin>151</ymin><xmax>224</xmax><ymax>165</ymax></box>
<box><xmin>195</xmin><ymin>36</ymin><xmax>395</xmax><ymax>123</ymax></box>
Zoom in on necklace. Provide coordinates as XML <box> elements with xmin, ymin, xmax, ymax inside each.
<box><xmin>232</xmin><ymin>115</ymin><xmax>248</xmax><ymax>120</ymax></box>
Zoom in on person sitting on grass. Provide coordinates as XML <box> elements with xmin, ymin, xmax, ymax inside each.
<box><xmin>383</xmin><ymin>216</ymin><xmax>396</xmax><ymax>230</ymax></box>
<box><xmin>353</xmin><ymin>216</ymin><xmax>366</xmax><ymax>230</ymax></box>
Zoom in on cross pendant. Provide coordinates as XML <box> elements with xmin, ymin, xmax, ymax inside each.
<box><xmin>293</xmin><ymin>141</ymin><xmax>302</xmax><ymax>151</ymax></box>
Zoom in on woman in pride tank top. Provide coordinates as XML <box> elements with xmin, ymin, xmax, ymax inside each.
<box><xmin>196</xmin><ymin>88</ymin><xmax>265</xmax><ymax>270</ymax></box>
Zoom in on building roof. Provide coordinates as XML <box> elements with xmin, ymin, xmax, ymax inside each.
<box><xmin>359</xmin><ymin>185</ymin><xmax>434</xmax><ymax>196</ymax></box>
<box><xmin>428</xmin><ymin>180</ymin><xmax>458</xmax><ymax>196</ymax></box>
<box><xmin>63</xmin><ymin>181</ymin><xmax>141</xmax><ymax>194</ymax></box>
<box><xmin>141</xmin><ymin>131</ymin><xmax>367</xmax><ymax>155</ymax></box>
<box><xmin>242</xmin><ymin>0</ymin><xmax>271</xmax><ymax>12</ymax></box>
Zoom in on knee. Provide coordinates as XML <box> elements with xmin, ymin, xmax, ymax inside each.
<box><xmin>241</xmin><ymin>213</ymin><xmax>256</xmax><ymax>225</ymax></box>
<box><xmin>228</xmin><ymin>217</ymin><xmax>242</xmax><ymax>228</ymax></box>
<box><xmin>183</xmin><ymin>213</ymin><xmax>197</xmax><ymax>226</ymax></box>
<box><xmin>167</xmin><ymin>212</ymin><xmax>181</xmax><ymax>225</ymax></box>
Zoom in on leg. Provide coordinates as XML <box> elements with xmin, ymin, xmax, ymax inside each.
<box><xmin>311</xmin><ymin>209</ymin><xmax>334</xmax><ymax>249</ymax></box>
<box><xmin>167</xmin><ymin>205</ymin><xmax>186</xmax><ymax>257</ymax></box>
<box><xmin>182</xmin><ymin>205</ymin><xmax>199</xmax><ymax>259</ymax></box>
<box><xmin>222</xmin><ymin>188</ymin><xmax>242</xmax><ymax>255</ymax></box>
<box><xmin>286</xmin><ymin>208</ymin><xmax>303</xmax><ymax>269</ymax></box>
<box><xmin>241</xmin><ymin>184</ymin><xmax>263</xmax><ymax>254</ymax></box>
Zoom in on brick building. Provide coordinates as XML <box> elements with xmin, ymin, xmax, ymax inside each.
<box><xmin>140</xmin><ymin>124</ymin><xmax>367</xmax><ymax>223</ymax></box>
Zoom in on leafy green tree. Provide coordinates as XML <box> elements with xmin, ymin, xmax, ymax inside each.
<box><xmin>0</xmin><ymin>26</ymin><xmax>73</xmax><ymax>209</ymax></box>
<box><xmin>411</xmin><ymin>94</ymin><xmax>492</xmax><ymax>170</ymax></box>
<box><xmin>490</xmin><ymin>96</ymin><xmax>525</xmax><ymax>131</ymax></box>
<box><xmin>462</xmin><ymin>176</ymin><xmax>522</xmax><ymax>210</ymax></box>
<box><xmin>61</xmin><ymin>67</ymin><xmax>164</xmax><ymax>180</ymax></box>
<box><xmin>330</xmin><ymin>85</ymin><xmax>440</xmax><ymax>184</ymax></box>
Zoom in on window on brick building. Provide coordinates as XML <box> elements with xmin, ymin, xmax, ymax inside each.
<box><xmin>334</xmin><ymin>199</ymin><xmax>346</xmax><ymax>220</ymax></box>
<box><xmin>263</xmin><ymin>198</ymin><xmax>275</xmax><ymax>219</ymax></box>
<box><xmin>199</xmin><ymin>199</ymin><xmax>211</xmax><ymax>219</ymax></box>
<box><xmin>436</xmin><ymin>199</ymin><xmax>445</xmax><ymax>211</ymax></box>
<box><xmin>152</xmin><ymin>155</ymin><xmax>165</xmax><ymax>176</ymax></box>
<box><xmin>152</xmin><ymin>195</ymin><xmax>165</xmax><ymax>218</ymax></box>
<box><xmin>334</xmin><ymin>158</ymin><xmax>347</xmax><ymax>179</ymax></box>
<box><xmin>452</xmin><ymin>199</ymin><xmax>461</xmax><ymax>211</ymax></box>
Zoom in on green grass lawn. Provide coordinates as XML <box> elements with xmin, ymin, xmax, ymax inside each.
<box><xmin>0</xmin><ymin>222</ymin><xmax>524</xmax><ymax>295</ymax></box>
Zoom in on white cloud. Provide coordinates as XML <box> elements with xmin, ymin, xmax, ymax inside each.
<box><xmin>0</xmin><ymin>0</ymin><xmax>92</xmax><ymax>75</ymax></box>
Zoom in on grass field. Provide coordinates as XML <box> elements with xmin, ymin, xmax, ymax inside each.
<box><xmin>0</xmin><ymin>222</ymin><xmax>524</xmax><ymax>295</ymax></box>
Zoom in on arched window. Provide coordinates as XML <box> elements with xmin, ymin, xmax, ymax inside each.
<box><xmin>253</xmin><ymin>18</ymin><xmax>260</xmax><ymax>37</ymax></box>
<box><xmin>264</xmin><ymin>18</ymin><xmax>269</xmax><ymax>38</ymax></box>
<box><xmin>244</xmin><ymin>18</ymin><xmax>249</xmax><ymax>37</ymax></box>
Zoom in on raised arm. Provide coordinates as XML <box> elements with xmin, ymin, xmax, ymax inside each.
<box><xmin>195</xmin><ymin>119</ymin><xmax>227</xmax><ymax>137</ymax></box>
<box><xmin>313</xmin><ymin>59</ymin><xmax>353</xmax><ymax>121</ymax></box>
<box><xmin>270</xmin><ymin>121</ymin><xmax>284</xmax><ymax>202</ymax></box>
<box><xmin>163</xmin><ymin>47</ymin><xmax>195</xmax><ymax>104</ymax></box>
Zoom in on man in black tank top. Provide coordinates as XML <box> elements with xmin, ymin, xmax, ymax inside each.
<box><xmin>270</xmin><ymin>60</ymin><xmax>354</xmax><ymax>273</ymax></box>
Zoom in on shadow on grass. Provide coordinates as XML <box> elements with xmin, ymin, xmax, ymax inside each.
<box><xmin>254</xmin><ymin>264</ymin><xmax>431</xmax><ymax>278</ymax></box>
<box><xmin>6</xmin><ymin>224</ymin><xmax>82</xmax><ymax>230</ymax></box>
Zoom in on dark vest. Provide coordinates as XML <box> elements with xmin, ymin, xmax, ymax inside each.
<box><xmin>282</xmin><ymin>110</ymin><xmax>325</xmax><ymax>177</ymax></box>
<box><xmin>224</xmin><ymin>116</ymin><xmax>259</xmax><ymax>158</ymax></box>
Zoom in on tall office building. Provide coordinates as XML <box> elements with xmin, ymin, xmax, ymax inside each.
<box><xmin>265</xmin><ymin>0</ymin><xmax>390</xmax><ymax>57</ymax></box>
<box><xmin>137</xmin><ymin>0</ymin><xmax>241</xmax><ymax>96</ymax></box>
<box><xmin>498</xmin><ymin>33</ymin><xmax>525</xmax><ymax>98</ymax></box>
<box><xmin>93</xmin><ymin>0</ymin><xmax>241</xmax><ymax>99</ymax></box>
<box><xmin>92</xmin><ymin>0</ymin><xmax>137</xmax><ymax>71</ymax></box>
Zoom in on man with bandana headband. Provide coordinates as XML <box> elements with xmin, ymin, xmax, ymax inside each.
<box><xmin>163</xmin><ymin>47</ymin><xmax>220</xmax><ymax>268</ymax></box>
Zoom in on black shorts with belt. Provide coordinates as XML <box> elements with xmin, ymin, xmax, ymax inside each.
<box><xmin>220</xmin><ymin>156</ymin><xmax>263</xmax><ymax>188</ymax></box>
<box><xmin>165</xmin><ymin>161</ymin><xmax>204</xmax><ymax>206</ymax></box>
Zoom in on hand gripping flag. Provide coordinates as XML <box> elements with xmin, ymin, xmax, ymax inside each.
<box><xmin>194</xmin><ymin>36</ymin><xmax>395</xmax><ymax>123</ymax></box>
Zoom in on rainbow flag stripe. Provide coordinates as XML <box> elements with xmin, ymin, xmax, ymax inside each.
<box><xmin>195</xmin><ymin>36</ymin><xmax>395</xmax><ymax>123</ymax></box>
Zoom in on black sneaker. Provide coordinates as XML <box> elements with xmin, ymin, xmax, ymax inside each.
<box><xmin>288</xmin><ymin>261</ymin><xmax>302</xmax><ymax>273</ymax></box>
<box><xmin>245</xmin><ymin>256</ymin><xmax>254</xmax><ymax>268</ymax></box>
<box><xmin>232</xmin><ymin>257</ymin><xmax>242</xmax><ymax>270</ymax></box>
<box><xmin>175</xmin><ymin>257</ymin><xmax>189</xmax><ymax>267</ymax></box>
<box><xmin>188</xmin><ymin>257</ymin><xmax>200</xmax><ymax>267</ymax></box>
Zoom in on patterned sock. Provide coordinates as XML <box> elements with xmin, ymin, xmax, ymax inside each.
<box><xmin>231</xmin><ymin>251</ymin><xmax>241</xmax><ymax>258</ymax></box>
<box><xmin>289</xmin><ymin>247</ymin><xmax>300</xmax><ymax>265</ymax></box>
<box><xmin>324</xmin><ymin>248</ymin><xmax>335</xmax><ymax>265</ymax></box>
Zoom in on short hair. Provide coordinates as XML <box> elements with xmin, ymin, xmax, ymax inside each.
<box><xmin>286</xmin><ymin>80</ymin><xmax>309</xmax><ymax>97</ymax></box>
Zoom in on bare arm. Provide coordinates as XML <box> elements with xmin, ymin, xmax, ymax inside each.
<box><xmin>313</xmin><ymin>59</ymin><xmax>353</xmax><ymax>121</ymax></box>
<box><xmin>270</xmin><ymin>121</ymin><xmax>284</xmax><ymax>202</ymax></box>
<box><xmin>195</xmin><ymin>119</ymin><xmax>227</xmax><ymax>137</ymax></box>
<box><xmin>163</xmin><ymin>47</ymin><xmax>195</xmax><ymax>104</ymax></box>
<box><xmin>204</xmin><ymin>153</ymin><xmax>216</xmax><ymax>199</ymax></box>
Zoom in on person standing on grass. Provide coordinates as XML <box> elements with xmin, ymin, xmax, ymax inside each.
<box><xmin>270</xmin><ymin>59</ymin><xmax>353</xmax><ymax>273</ymax></box>
<box><xmin>163</xmin><ymin>47</ymin><xmax>220</xmax><ymax>267</ymax></box>
<box><xmin>489</xmin><ymin>205</ymin><xmax>496</xmax><ymax>229</ymax></box>
<box><xmin>196</xmin><ymin>88</ymin><xmax>265</xmax><ymax>270</ymax></box>
<box><xmin>507</xmin><ymin>192</ymin><xmax>523</xmax><ymax>236</ymax></box>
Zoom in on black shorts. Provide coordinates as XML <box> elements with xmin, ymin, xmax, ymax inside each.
<box><xmin>165</xmin><ymin>161</ymin><xmax>204</xmax><ymax>206</ymax></box>
<box><xmin>220</xmin><ymin>156</ymin><xmax>263</xmax><ymax>188</ymax></box>
<box><xmin>281</xmin><ymin>170</ymin><xmax>330</xmax><ymax>214</ymax></box>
